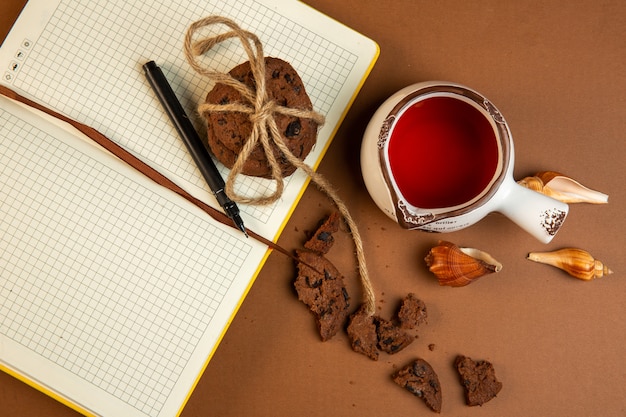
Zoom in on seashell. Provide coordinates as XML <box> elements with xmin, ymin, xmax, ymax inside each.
<box><xmin>517</xmin><ymin>171</ymin><xmax>608</xmax><ymax>204</ymax></box>
<box><xmin>424</xmin><ymin>240</ymin><xmax>502</xmax><ymax>287</ymax></box>
<box><xmin>527</xmin><ymin>248</ymin><xmax>613</xmax><ymax>281</ymax></box>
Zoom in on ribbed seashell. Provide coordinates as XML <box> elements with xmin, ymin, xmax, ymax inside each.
<box><xmin>424</xmin><ymin>241</ymin><xmax>502</xmax><ymax>287</ymax></box>
<box><xmin>527</xmin><ymin>248</ymin><xmax>613</xmax><ymax>281</ymax></box>
<box><xmin>518</xmin><ymin>171</ymin><xmax>608</xmax><ymax>204</ymax></box>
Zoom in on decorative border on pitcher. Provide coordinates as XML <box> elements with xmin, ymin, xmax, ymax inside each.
<box><xmin>398</xmin><ymin>200</ymin><xmax>436</xmax><ymax>226</ymax></box>
<box><xmin>483</xmin><ymin>99</ymin><xmax>505</xmax><ymax>124</ymax></box>
<box><xmin>377</xmin><ymin>115</ymin><xmax>395</xmax><ymax>149</ymax></box>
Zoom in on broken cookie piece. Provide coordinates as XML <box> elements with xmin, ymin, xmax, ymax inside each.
<box><xmin>454</xmin><ymin>355</ymin><xmax>502</xmax><ymax>406</ymax></box>
<box><xmin>347</xmin><ymin>304</ymin><xmax>415</xmax><ymax>360</ymax></box>
<box><xmin>304</xmin><ymin>211</ymin><xmax>341</xmax><ymax>254</ymax></box>
<box><xmin>347</xmin><ymin>294</ymin><xmax>426</xmax><ymax>360</ymax></box>
<box><xmin>397</xmin><ymin>293</ymin><xmax>428</xmax><ymax>330</ymax></box>
<box><xmin>346</xmin><ymin>304</ymin><xmax>379</xmax><ymax>361</ymax></box>
<box><xmin>393</xmin><ymin>358</ymin><xmax>442</xmax><ymax>413</ymax></box>
<box><xmin>376</xmin><ymin>316</ymin><xmax>414</xmax><ymax>354</ymax></box>
<box><xmin>294</xmin><ymin>250</ymin><xmax>350</xmax><ymax>341</ymax></box>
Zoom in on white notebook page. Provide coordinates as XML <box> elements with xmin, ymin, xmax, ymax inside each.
<box><xmin>0</xmin><ymin>96</ymin><xmax>268</xmax><ymax>417</ymax></box>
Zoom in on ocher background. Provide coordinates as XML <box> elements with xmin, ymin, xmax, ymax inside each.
<box><xmin>2</xmin><ymin>1</ymin><xmax>625</xmax><ymax>416</ymax></box>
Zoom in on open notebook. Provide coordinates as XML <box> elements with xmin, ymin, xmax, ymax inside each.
<box><xmin>0</xmin><ymin>1</ymin><xmax>378</xmax><ymax>416</ymax></box>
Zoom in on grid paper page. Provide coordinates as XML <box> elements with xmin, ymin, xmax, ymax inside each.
<box><xmin>2</xmin><ymin>0</ymin><xmax>369</xmax><ymax>237</ymax></box>
<box><xmin>0</xmin><ymin>103</ymin><xmax>259</xmax><ymax>417</ymax></box>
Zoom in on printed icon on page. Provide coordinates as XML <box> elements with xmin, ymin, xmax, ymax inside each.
<box><xmin>3</xmin><ymin>72</ymin><xmax>12</xmax><ymax>82</ymax></box>
<box><xmin>9</xmin><ymin>61</ymin><xmax>20</xmax><ymax>72</ymax></box>
<box><xmin>15</xmin><ymin>50</ymin><xmax>26</xmax><ymax>60</ymax></box>
<box><xmin>22</xmin><ymin>39</ymin><xmax>33</xmax><ymax>49</ymax></box>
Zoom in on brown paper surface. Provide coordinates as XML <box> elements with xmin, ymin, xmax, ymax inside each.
<box><xmin>1</xmin><ymin>1</ymin><xmax>625</xmax><ymax>416</ymax></box>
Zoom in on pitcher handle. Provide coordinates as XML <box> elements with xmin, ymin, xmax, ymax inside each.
<box><xmin>497</xmin><ymin>179</ymin><xmax>569</xmax><ymax>243</ymax></box>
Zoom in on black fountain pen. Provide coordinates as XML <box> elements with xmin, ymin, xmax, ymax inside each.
<box><xmin>143</xmin><ymin>60</ymin><xmax>247</xmax><ymax>237</ymax></box>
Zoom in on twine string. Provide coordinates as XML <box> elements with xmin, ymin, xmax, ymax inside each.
<box><xmin>184</xmin><ymin>16</ymin><xmax>376</xmax><ymax>315</ymax></box>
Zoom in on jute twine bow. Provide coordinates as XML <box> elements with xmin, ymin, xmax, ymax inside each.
<box><xmin>183</xmin><ymin>16</ymin><xmax>375</xmax><ymax>315</ymax></box>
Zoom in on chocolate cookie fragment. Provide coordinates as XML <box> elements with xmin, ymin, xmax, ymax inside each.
<box><xmin>397</xmin><ymin>293</ymin><xmax>428</xmax><ymax>329</ymax></box>
<box><xmin>205</xmin><ymin>57</ymin><xmax>319</xmax><ymax>178</ymax></box>
<box><xmin>304</xmin><ymin>211</ymin><xmax>341</xmax><ymax>254</ymax></box>
<box><xmin>393</xmin><ymin>358</ymin><xmax>442</xmax><ymax>413</ymax></box>
<box><xmin>347</xmin><ymin>294</ymin><xmax>426</xmax><ymax>360</ymax></box>
<box><xmin>294</xmin><ymin>250</ymin><xmax>350</xmax><ymax>341</ymax></box>
<box><xmin>454</xmin><ymin>355</ymin><xmax>502</xmax><ymax>406</ymax></box>
<box><xmin>376</xmin><ymin>316</ymin><xmax>414</xmax><ymax>354</ymax></box>
<box><xmin>346</xmin><ymin>304</ymin><xmax>379</xmax><ymax>360</ymax></box>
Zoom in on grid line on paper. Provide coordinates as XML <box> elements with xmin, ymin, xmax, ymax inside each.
<box><xmin>12</xmin><ymin>0</ymin><xmax>359</xmax><ymax>226</ymax></box>
<box><xmin>0</xmin><ymin>107</ymin><xmax>252</xmax><ymax>416</ymax></box>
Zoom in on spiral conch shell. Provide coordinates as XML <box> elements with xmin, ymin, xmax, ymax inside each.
<box><xmin>518</xmin><ymin>171</ymin><xmax>608</xmax><ymax>204</ymax></box>
<box><xmin>527</xmin><ymin>248</ymin><xmax>613</xmax><ymax>281</ymax></box>
<box><xmin>425</xmin><ymin>241</ymin><xmax>502</xmax><ymax>287</ymax></box>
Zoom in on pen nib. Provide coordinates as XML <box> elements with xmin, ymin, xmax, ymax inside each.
<box><xmin>230</xmin><ymin>212</ymin><xmax>248</xmax><ymax>238</ymax></box>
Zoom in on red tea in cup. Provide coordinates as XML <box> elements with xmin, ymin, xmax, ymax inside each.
<box><xmin>387</xmin><ymin>96</ymin><xmax>499</xmax><ymax>209</ymax></box>
<box><xmin>361</xmin><ymin>82</ymin><xmax>568</xmax><ymax>243</ymax></box>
